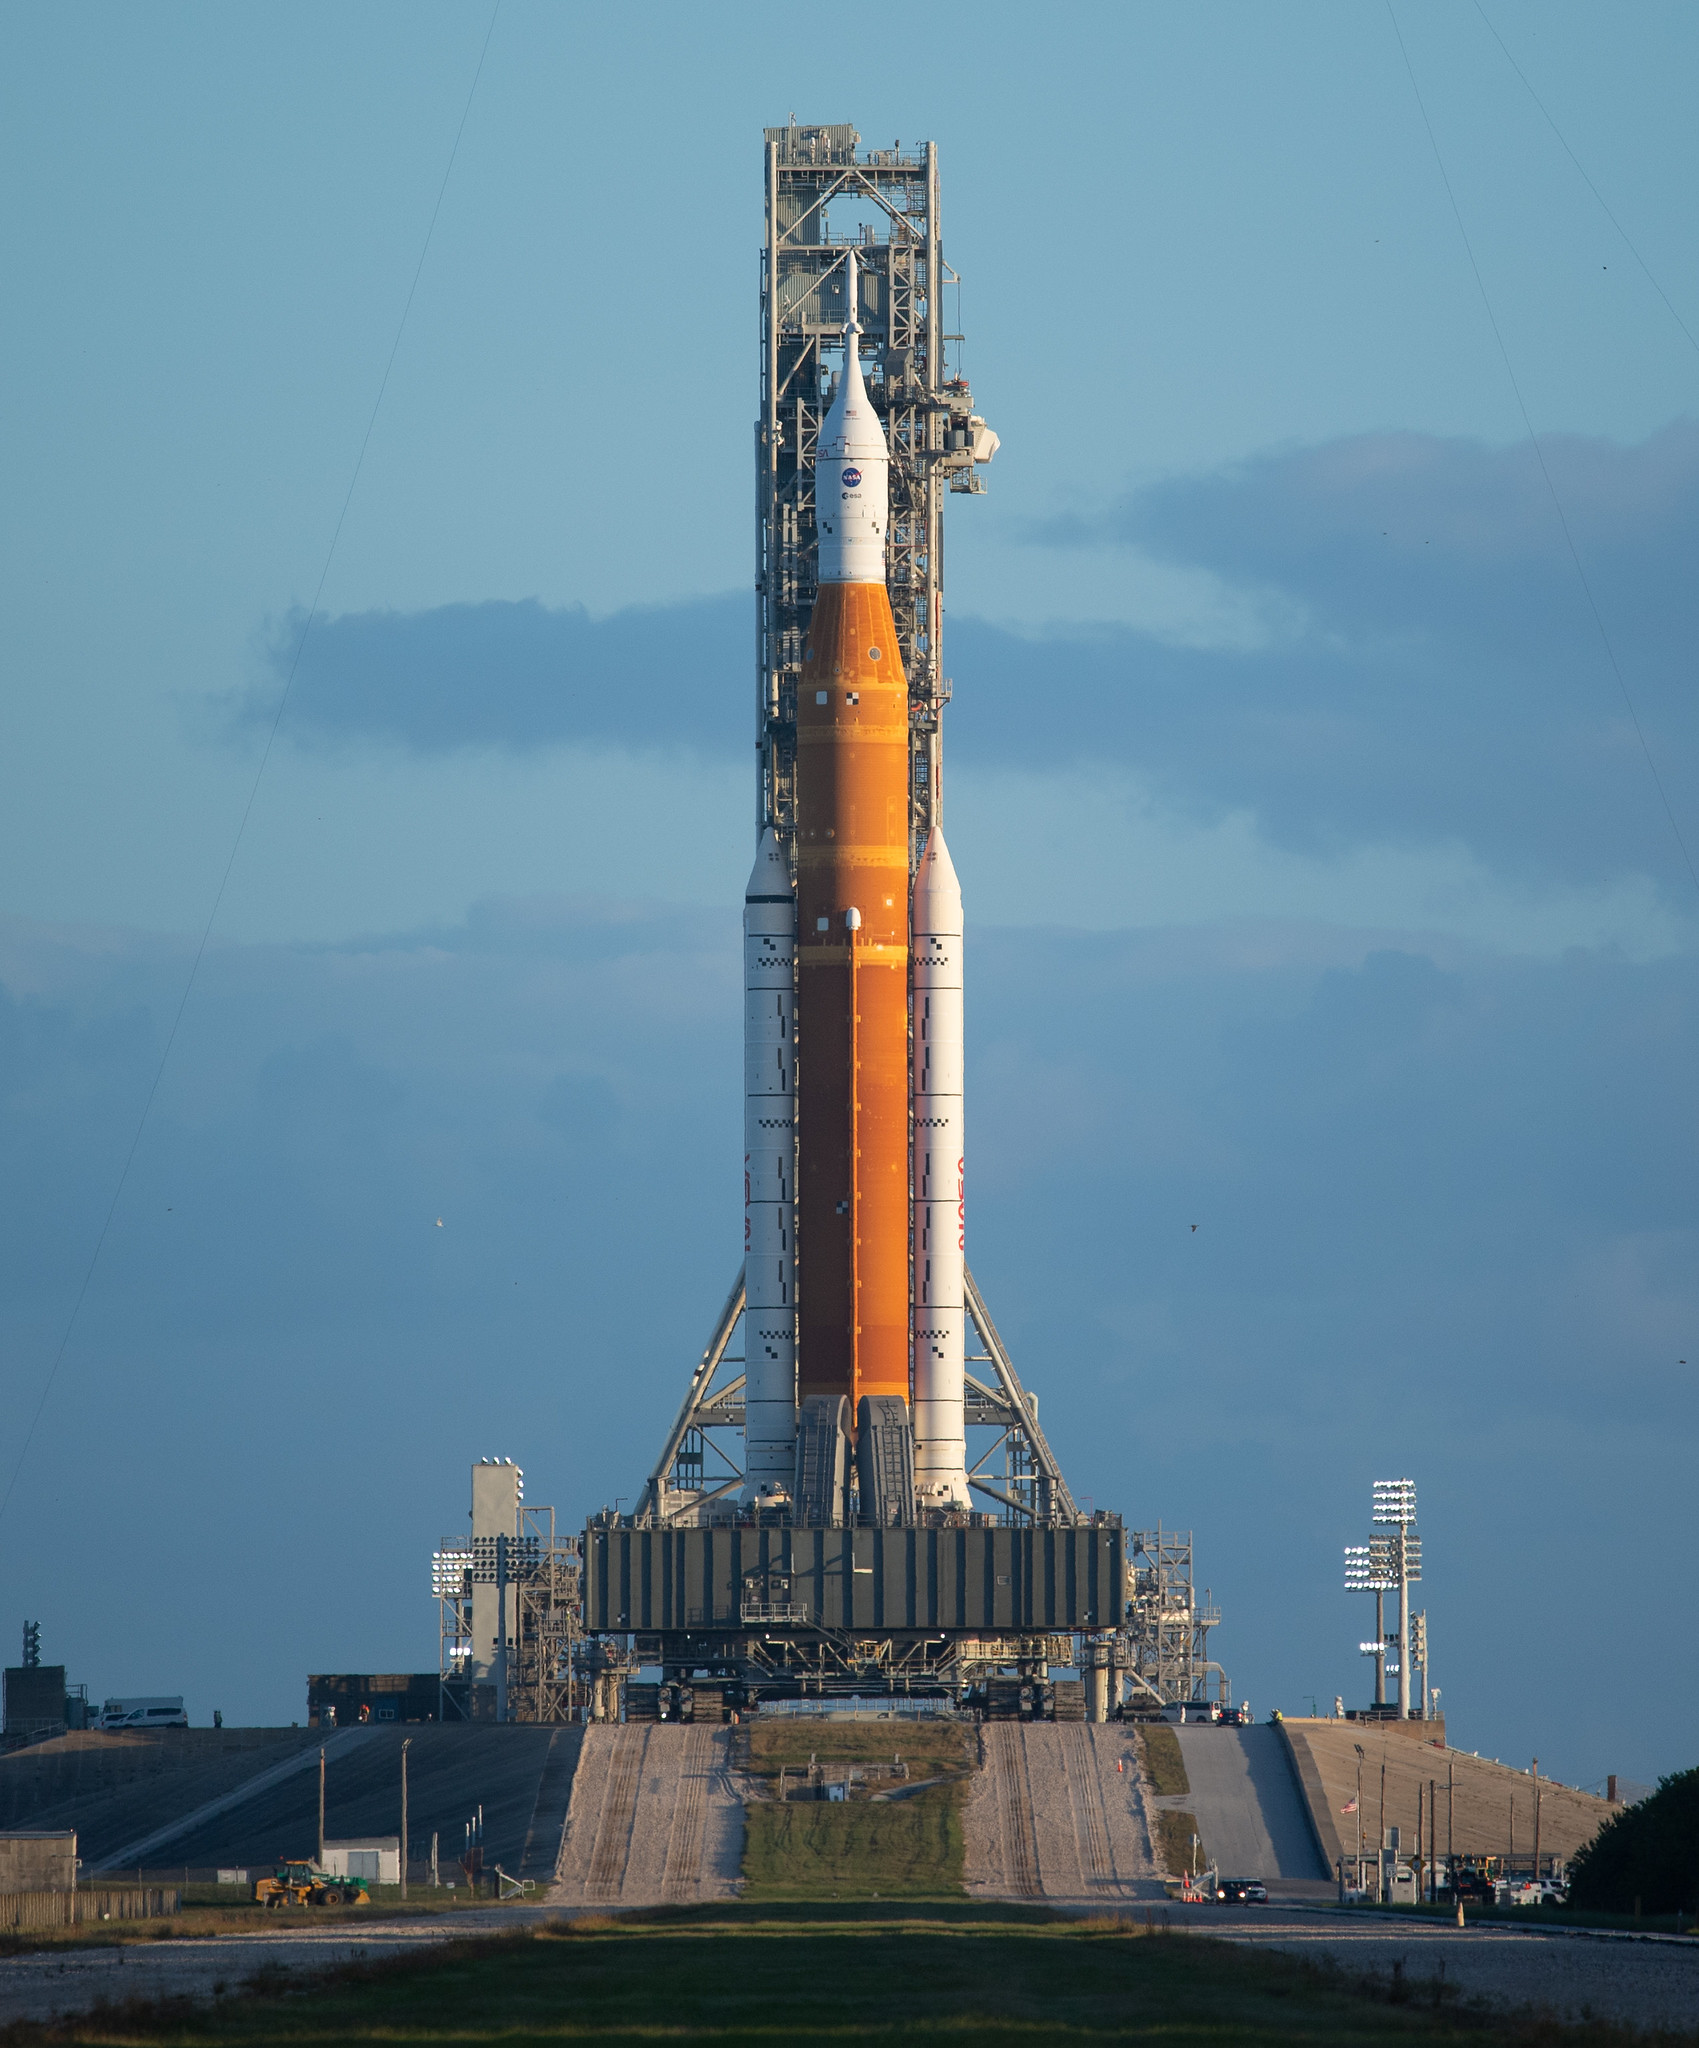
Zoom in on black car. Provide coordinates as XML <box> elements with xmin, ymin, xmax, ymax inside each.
<box><xmin>1216</xmin><ymin>1878</ymin><xmax>1268</xmax><ymax>1903</ymax></box>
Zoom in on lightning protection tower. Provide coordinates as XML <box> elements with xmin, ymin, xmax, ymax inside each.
<box><xmin>757</xmin><ymin>121</ymin><xmax>994</xmax><ymax>865</ymax></box>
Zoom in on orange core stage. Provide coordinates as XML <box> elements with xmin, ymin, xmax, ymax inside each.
<box><xmin>796</xmin><ymin>581</ymin><xmax>911</xmax><ymax>1417</ymax></box>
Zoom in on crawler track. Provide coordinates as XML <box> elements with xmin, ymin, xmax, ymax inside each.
<box><xmin>990</xmin><ymin>1725</ymin><xmax>1041</xmax><ymax>1898</ymax></box>
<box><xmin>661</xmin><ymin>1726</ymin><xmax>711</xmax><ymax>1899</ymax></box>
<box><xmin>1061</xmin><ymin>1724</ymin><xmax>1118</xmax><ymax>1892</ymax></box>
<box><xmin>585</xmin><ymin>1727</ymin><xmax>646</xmax><ymax>1900</ymax></box>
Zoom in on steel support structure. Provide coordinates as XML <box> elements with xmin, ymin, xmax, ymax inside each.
<box><xmin>759</xmin><ymin>123</ymin><xmax>982</xmax><ymax>867</ymax></box>
<box><xmin>434</xmin><ymin>1508</ymin><xmax>583</xmax><ymax>1723</ymax></box>
<box><xmin>638</xmin><ymin>1260</ymin><xmax>1081</xmax><ymax>1533</ymax></box>
<box><xmin>1123</xmin><ymin>1526</ymin><xmax>1229</xmax><ymax>1709</ymax></box>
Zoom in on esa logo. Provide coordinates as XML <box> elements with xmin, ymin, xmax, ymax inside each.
<box><xmin>840</xmin><ymin>466</ymin><xmax>862</xmax><ymax>488</ymax></box>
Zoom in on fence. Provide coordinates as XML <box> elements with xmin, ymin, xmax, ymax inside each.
<box><xmin>0</xmin><ymin>1888</ymin><xmax>179</xmax><ymax>1930</ymax></box>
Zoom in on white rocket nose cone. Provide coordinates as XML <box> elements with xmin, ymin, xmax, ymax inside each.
<box><xmin>912</xmin><ymin>829</ymin><xmax>962</xmax><ymax>932</ymax></box>
<box><xmin>745</xmin><ymin>826</ymin><xmax>792</xmax><ymax>901</ymax></box>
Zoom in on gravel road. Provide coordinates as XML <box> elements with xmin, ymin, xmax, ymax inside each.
<box><xmin>1167</xmin><ymin>1903</ymin><xmax>1699</xmax><ymax>2033</ymax></box>
<box><xmin>0</xmin><ymin>1909</ymin><xmax>557</xmax><ymax>2028</ymax></box>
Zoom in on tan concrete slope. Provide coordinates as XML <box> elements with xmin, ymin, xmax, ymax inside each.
<box><xmin>549</xmin><ymin>1724</ymin><xmax>743</xmax><ymax>1907</ymax></box>
<box><xmin>1281</xmin><ymin>1719</ymin><xmax>1616</xmax><ymax>1869</ymax></box>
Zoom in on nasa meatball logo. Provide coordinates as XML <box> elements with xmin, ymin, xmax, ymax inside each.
<box><xmin>840</xmin><ymin>466</ymin><xmax>862</xmax><ymax>488</ymax></box>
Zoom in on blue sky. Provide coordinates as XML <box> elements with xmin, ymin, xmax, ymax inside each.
<box><xmin>2</xmin><ymin>1</ymin><xmax>1696</xmax><ymax>1786</ymax></box>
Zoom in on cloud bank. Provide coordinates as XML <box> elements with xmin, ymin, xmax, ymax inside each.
<box><xmin>238</xmin><ymin>424</ymin><xmax>1699</xmax><ymax>895</ymax></box>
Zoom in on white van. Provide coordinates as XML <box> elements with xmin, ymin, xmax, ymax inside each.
<box><xmin>98</xmin><ymin>1697</ymin><xmax>188</xmax><ymax>1730</ymax></box>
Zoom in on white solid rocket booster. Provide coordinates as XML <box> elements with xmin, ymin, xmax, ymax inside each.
<box><xmin>912</xmin><ymin>829</ymin><xmax>970</xmax><ymax>1506</ymax></box>
<box><xmin>743</xmin><ymin>826</ymin><xmax>797</xmax><ymax>1496</ymax></box>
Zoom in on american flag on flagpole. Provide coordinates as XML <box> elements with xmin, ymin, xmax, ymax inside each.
<box><xmin>1340</xmin><ymin>1797</ymin><xmax>1359</xmax><ymax>1813</ymax></box>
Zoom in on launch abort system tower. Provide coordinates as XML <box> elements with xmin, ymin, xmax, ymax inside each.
<box><xmin>584</xmin><ymin>124</ymin><xmax>1121</xmax><ymax>1716</ymax></box>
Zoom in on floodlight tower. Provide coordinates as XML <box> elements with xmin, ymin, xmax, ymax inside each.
<box><xmin>1343</xmin><ymin>1543</ymin><xmax>1393</xmax><ymax>1706</ymax></box>
<box><xmin>1372</xmin><ymin>1478</ymin><xmax>1421</xmax><ymax>1718</ymax></box>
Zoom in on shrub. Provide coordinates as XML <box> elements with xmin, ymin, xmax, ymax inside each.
<box><xmin>1567</xmin><ymin>1766</ymin><xmax>1699</xmax><ymax>1914</ymax></box>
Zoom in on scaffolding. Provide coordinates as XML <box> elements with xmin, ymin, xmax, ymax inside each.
<box><xmin>758</xmin><ymin>121</ymin><xmax>992</xmax><ymax>867</ymax></box>
<box><xmin>434</xmin><ymin>1506</ymin><xmax>582</xmax><ymax>1723</ymax></box>
<box><xmin>638</xmin><ymin>1263</ymin><xmax>1077</xmax><ymax>1529</ymax></box>
<box><xmin>1122</xmin><ymin>1527</ymin><xmax>1229</xmax><ymax>1708</ymax></box>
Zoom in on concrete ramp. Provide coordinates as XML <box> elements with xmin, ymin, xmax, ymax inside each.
<box><xmin>1171</xmin><ymin>1726</ymin><xmax>1328</xmax><ymax>1881</ymax></box>
<box><xmin>550</xmin><ymin>1724</ymin><xmax>742</xmax><ymax>1908</ymax></box>
<box><xmin>962</xmin><ymin>1724</ymin><xmax>1162</xmax><ymax>1903</ymax></box>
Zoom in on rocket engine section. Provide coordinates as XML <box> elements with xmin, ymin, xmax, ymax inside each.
<box><xmin>795</xmin><ymin>251</ymin><xmax>912</xmax><ymax>1429</ymax></box>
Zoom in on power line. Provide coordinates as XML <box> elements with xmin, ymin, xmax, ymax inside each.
<box><xmin>1473</xmin><ymin>2</ymin><xmax>1699</xmax><ymax>362</ymax></box>
<box><xmin>0</xmin><ymin>2</ymin><xmax>503</xmax><ymax>1531</ymax></box>
<box><xmin>1386</xmin><ymin>1</ymin><xmax>1699</xmax><ymax>905</ymax></box>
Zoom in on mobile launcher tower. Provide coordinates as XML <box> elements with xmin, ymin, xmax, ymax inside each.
<box><xmin>583</xmin><ymin>125</ymin><xmax>1123</xmax><ymax>1721</ymax></box>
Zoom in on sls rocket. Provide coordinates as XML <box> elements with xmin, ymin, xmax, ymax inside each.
<box><xmin>743</xmin><ymin>249</ymin><xmax>971</xmax><ymax>1513</ymax></box>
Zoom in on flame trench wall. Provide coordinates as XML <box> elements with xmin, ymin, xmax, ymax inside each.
<box><xmin>795</xmin><ymin>582</ymin><xmax>910</xmax><ymax>1415</ymax></box>
<box><xmin>585</xmin><ymin>1523</ymin><xmax>1125</xmax><ymax>1634</ymax></box>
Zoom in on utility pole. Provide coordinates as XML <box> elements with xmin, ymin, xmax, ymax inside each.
<box><xmin>1532</xmin><ymin>1759</ymin><xmax>1541</xmax><ymax>1880</ymax></box>
<box><xmin>317</xmin><ymin>1747</ymin><xmax>326</xmax><ymax>1867</ymax></box>
<box><xmin>1354</xmin><ymin>1743</ymin><xmax>1365</xmax><ymax>1889</ymax></box>
<box><xmin>401</xmin><ymin>1738</ymin><xmax>412</xmax><ymax>1901</ymax></box>
<box><xmin>1450</xmin><ymin>1756</ymin><xmax>1461</xmax><ymax>1924</ymax></box>
<box><xmin>1447</xmin><ymin>1758</ymin><xmax>1454</xmax><ymax>1866</ymax></box>
<box><xmin>1429</xmin><ymin>1775</ymin><xmax>1437</xmax><ymax>1905</ymax></box>
<box><xmin>1378</xmin><ymin>1759</ymin><xmax>1386</xmax><ymax>1899</ymax></box>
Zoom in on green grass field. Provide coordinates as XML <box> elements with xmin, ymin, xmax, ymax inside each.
<box><xmin>736</xmin><ymin>1715</ymin><xmax>975</xmax><ymax>1900</ymax></box>
<box><xmin>8</xmin><ymin>1907</ymin><xmax>1665</xmax><ymax>2047</ymax></box>
<box><xmin>741</xmin><ymin>1784</ymin><xmax>965</xmax><ymax>1899</ymax></box>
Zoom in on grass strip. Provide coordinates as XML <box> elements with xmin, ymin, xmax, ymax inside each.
<box><xmin>1153</xmin><ymin>1808</ymin><xmax>1206</xmax><ymax>1878</ymax></box>
<box><xmin>4</xmin><ymin>1904</ymin><xmax>1676</xmax><ymax>2047</ymax></box>
<box><xmin>741</xmin><ymin>1782</ymin><xmax>964</xmax><ymax>1898</ymax></box>
<box><xmin>1139</xmin><ymin>1724</ymin><xmax>1190</xmax><ymax>1796</ymax></box>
